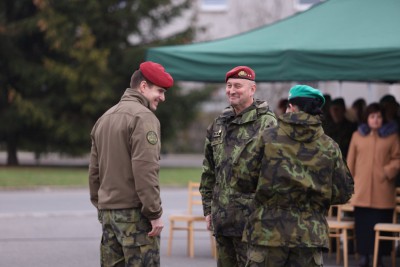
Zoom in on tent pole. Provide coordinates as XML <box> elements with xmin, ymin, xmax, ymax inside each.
<box><xmin>367</xmin><ymin>82</ymin><xmax>372</xmax><ymax>103</ymax></box>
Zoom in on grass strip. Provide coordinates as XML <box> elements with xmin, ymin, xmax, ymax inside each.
<box><xmin>0</xmin><ymin>167</ymin><xmax>202</xmax><ymax>188</ymax></box>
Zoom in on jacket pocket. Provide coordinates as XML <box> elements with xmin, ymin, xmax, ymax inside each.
<box><xmin>231</xmin><ymin>138</ymin><xmax>254</xmax><ymax>165</ymax></box>
<box><xmin>232</xmin><ymin>192</ymin><xmax>255</xmax><ymax>217</ymax></box>
<box><xmin>211</xmin><ymin>139</ymin><xmax>224</xmax><ymax>167</ymax></box>
<box><xmin>247</xmin><ymin>245</ymin><xmax>267</xmax><ymax>263</ymax></box>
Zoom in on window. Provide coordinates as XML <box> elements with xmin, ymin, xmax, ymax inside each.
<box><xmin>295</xmin><ymin>0</ymin><xmax>323</xmax><ymax>11</ymax></box>
<box><xmin>200</xmin><ymin>0</ymin><xmax>228</xmax><ymax>12</ymax></box>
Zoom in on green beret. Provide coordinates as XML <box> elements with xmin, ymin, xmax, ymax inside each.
<box><xmin>288</xmin><ymin>85</ymin><xmax>325</xmax><ymax>107</ymax></box>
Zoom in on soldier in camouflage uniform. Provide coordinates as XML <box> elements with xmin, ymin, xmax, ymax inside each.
<box><xmin>199</xmin><ymin>66</ymin><xmax>277</xmax><ymax>267</ymax></box>
<box><xmin>242</xmin><ymin>85</ymin><xmax>354</xmax><ymax>267</ymax></box>
<box><xmin>89</xmin><ymin>62</ymin><xmax>173</xmax><ymax>267</ymax></box>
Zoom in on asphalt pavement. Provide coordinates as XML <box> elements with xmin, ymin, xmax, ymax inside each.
<box><xmin>0</xmin><ymin>172</ymin><xmax>394</xmax><ymax>267</ymax></box>
<box><xmin>0</xmin><ymin>187</ymin><xmax>216</xmax><ymax>267</ymax></box>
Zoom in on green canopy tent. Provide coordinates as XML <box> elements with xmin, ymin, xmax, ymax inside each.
<box><xmin>146</xmin><ymin>0</ymin><xmax>400</xmax><ymax>83</ymax></box>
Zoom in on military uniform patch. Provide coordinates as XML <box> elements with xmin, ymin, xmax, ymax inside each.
<box><xmin>146</xmin><ymin>131</ymin><xmax>158</xmax><ymax>145</ymax></box>
<box><xmin>213</xmin><ymin>129</ymin><xmax>222</xmax><ymax>138</ymax></box>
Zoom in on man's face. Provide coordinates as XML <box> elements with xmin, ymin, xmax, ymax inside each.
<box><xmin>226</xmin><ymin>78</ymin><xmax>255</xmax><ymax>114</ymax></box>
<box><xmin>140</xmin><ymin>81</ymin><xmax>166</xmax><ymax>111</ymax></box>
<box><xmin>329</xmin><ymin>105</ymin><xmax>345</xmax><ymax>123</ymax></box>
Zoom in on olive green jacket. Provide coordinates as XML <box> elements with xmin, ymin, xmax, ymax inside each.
<box><xmin>200</xmin><ymin>100</ymin><xmax>277</xmax><ymax>236</ymax></box>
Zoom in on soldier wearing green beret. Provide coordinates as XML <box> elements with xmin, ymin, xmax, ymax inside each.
<box><xmin>200</xmin><ymin>66</ymin><xmax>277</xmax><ymax>267</ymax></box>
<box><xmin>242</xmin><ymin>85</ymin><xmax>354</xmax><ymax>267</ymax></box>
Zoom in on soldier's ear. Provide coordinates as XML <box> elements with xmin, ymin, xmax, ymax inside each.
<box><xmin>139</xmin><ymin>80</ymin><xmax>147</xmax><ymax>94</ymax></box>
<box><xmin>286</xmin><ymin>103</ymin><xmax>297</xmax><ymax>113</ymax></box>
<box><xmin>251</xmin><ymin>83</ymin><xmax>256</xmax><ymax>94</ymax></box>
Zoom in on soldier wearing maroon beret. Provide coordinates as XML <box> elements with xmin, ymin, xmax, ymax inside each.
<box><xmin>89</xmin><ymin>61</ymin><xmax>173</xmax><ymax>267</ymax></box>
<box><xmin>200</xmin><ymin>66</ymin><xmax>277</xmax><ymax>267</ymax></box>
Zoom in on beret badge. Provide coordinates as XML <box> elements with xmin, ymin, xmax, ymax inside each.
<box><xmin>238</xmin><ymin>71</ymin><xmax>248</xmax><ymax>78</ymax></box>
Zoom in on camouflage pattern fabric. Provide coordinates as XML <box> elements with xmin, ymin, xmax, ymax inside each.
<box><xmin>200</xmin><ymin>99</ymin><xmax>277</xmax><ymax>237</ymax></box>
<box><xmin>215</xmin><ymin>236</ymin><xmax>248</xmax><ymax>267</ymax></box>
<box><xmin>245</xmin><ymin>245</ymin><xmax>323</xmax><ymax>267</ymax></box>
<box><xmin>98</xmin><ymin>209</ymin><xmax>160</xmax><ymax>267</ymax></box>
<box><xmin>242</xmin><ymin>112</ymin><xmax>354</xmax><ymax>250</ymax></box>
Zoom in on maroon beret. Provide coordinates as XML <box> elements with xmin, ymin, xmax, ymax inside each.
<box><xmin>139</xmin><ymin>61</ymin><xmax>174</xmax><ymax>89</ymax></box>
<box><xmin>225</xmin><ymin>66</ymin><xmax>255</xmax><ymax>82</ymax></box>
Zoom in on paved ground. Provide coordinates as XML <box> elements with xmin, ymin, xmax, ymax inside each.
<box><xmin>0</xmin><ymin>188</ymin><xmax>216</xmax><ymax>267</ymax></box>
<box><xmin>2</xmin><ymin>187</ymin><xmax>393</xmax><ymax>267</ymax></box>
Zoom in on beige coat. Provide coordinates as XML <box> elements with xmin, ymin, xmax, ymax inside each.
<box><xmin>347</xmin><ymin>130</ymin><xmax>400</xmax><ymax>209</ymax></box>
<box><xmin>89</xmin><ymin>88</ymin><xmax>162</xmax><ymax>220</ymax></box>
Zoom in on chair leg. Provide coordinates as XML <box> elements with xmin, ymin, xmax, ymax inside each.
<box><xmin>328</xmin><ymin>234</ymin><xmax>332</xmax><ymax>258</ymax></box>
<box><xmin>343</xmin><ymin>229</ymin><xmax>349</xmax><ymax>267</ymax></box>
<box><xmin>188</xmin><ymin>221</ymin><xmax>194</xmax><ymax>258</ymax></box>
<box><xmin>167</xmin><ymin>220</ymin><xmax>174</xmax><ymax>256</ymax></box>
<box><xmin>391</xmin><ymin>249</ymin><xmax>395</xmax><ymax>267</ymax></box>
<box><xmin>210</xmin><ymin>233</ymin><xmax>217</xmax><ymax>259</ymax></box>
<box><xmin>373</xmin><ymin>230</ymin><xmax>380</xmax><ymax>267</ymax></box>
<box><xmin>392</xmin><ymin>237</ymin><xmax>397</xmax><ymax>267</ymax></box>
<box><xmin>336</xmin><ymin>230</ymin><xmax>341</xmax><ymax>265</ymax></box>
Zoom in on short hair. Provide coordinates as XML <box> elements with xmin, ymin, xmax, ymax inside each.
<box><xmin>278</xmin><ymin>98</ymin><xmax>289</xmax><ymax>110</ymax></box>
<box><xmin>380</xmin><ymin>94</ymin><xmax>397</xmax><ymax>105</ymax></box>
<box><xmin>130</xmin><ymin>70</ymin><xmax>155</xmax><ymax>89</ymax></box>
<box><xmin>330</xmin><ymin>98</ymin><xmax>346</xmax><ymax>109</ymax></box>
<box><xmin>363</xmin><ymin>102</ymin><xmax>385</xmax><ymax>123</ymax></box>
<box><xmin>288</xmin><ymin>97</ymin><xmax>324</xmax><ymax>116</ymax></box>
<box><xmin>352</xmin><ymin>98</ymin><xmax>366</xmax><ymax>109</ymax></box>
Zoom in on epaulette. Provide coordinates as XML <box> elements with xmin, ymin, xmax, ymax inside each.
<box><xmin>256</xmin><ymin>101</ymin><xmax>269</xmax><ymax>109</ymax></box>
<box><xmin>255</xmin><ymin>100</ymin><xmax>271</xmax><ymax>115</ymax></box>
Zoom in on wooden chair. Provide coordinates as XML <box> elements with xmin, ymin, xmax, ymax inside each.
<box><xmin>167</xmin><ymin>181</ymin><xmax>216</xmax><ymax>258</ymax></box>
<box><xmin>327</xmin><ymin>204</ymin><xmax>355</xmax><ymax>267</ymax></box>
<box><xmin>373</xmin><ymin>187</ymin><xmax>400</xmax><ymax>267</ymax></box>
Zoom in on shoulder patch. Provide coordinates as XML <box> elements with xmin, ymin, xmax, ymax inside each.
<box><xmin>146</xmin><ymin>131</ymin><xmax>158</xmax><ymax>145</ymax></box>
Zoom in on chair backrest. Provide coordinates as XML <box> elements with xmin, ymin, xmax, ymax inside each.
<box><xmin>327</xmin><ymin>205</ymin><xmax>336</xmax><ymax>218</ymax></box>
<box><xmin>394</xmin><ymin>187</ymin><xmax>400</xmax><ymax>223</ymax></box>
<box><xmin>327</xmin><ymin>204</ymin><xmax>354</xmax><ymax>222</ymax></box>
<box><xmin>187</xmin><ymin>182</ymin><xmax>203</xmax><ymax>215</ymax></box>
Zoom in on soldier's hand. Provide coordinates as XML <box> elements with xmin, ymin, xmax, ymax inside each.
<box><xmin>148</xmin><ymin>218</ymin><xmax>164</xmax><ymax>237</ymax></box>
<box><xmin>205</xmin><ymin>214</ymin><xmax>212</xmax><ymax>230</ymax></box>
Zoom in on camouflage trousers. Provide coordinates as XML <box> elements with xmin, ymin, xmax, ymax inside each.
<box><xmin>98</xmin><ymin>208</ymin><xmax>160</xmax><ymax>267</ymax></box>
<box><xmin>245</xmin><ymin>245</ymin><xmax>323</xmax><ymax>267</ymax></box>
<box><xmin>215</xmin><ymin>235</ymin><xmax>248</xmax><ymax>267</ymax></box>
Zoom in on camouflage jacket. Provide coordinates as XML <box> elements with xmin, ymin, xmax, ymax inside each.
<box><xmin>199</xmin><ymin>99</ymin><xmax>277</xmax><ymax>236</ymax></box>
<box><xmin>243</xmin><ymin>112</ymin><xmax>354</xmax><ymax>249</ymax></box>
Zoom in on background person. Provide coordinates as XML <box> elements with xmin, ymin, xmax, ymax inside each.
<box><xmin>243</xmin><ymin>85</ymin><xmax>354</xmax><ymax>267</ymax></box>
<box><xmin>350</xmin><ymin>98</ymin><xmax>367</xmax><ymax>125</ymax></box>
<box><xmin>275</xmin><ymin>98</ymin><xmax>289</xmax><ymax>116</ymax></box>
<box><xmin>347</xmin><ymin>103</ymin><xmax>400</xmax><ymax>267</ymax></box>
<box><xmin>88</xmin><ymin>61</ymin><xmax>173</xmax><ymax>267</ymax></box>
<box><xmin>200</xmin><ymin>66</ymin><xmax>277</xmax><ymax>267</ymax></box>
<box><xmin>379</xmin><ymin>94</ymin><xmax>400</xmax><ymax>135</ymax></box>
<box><xmin>324</xmin><ymin>97</ymin><xmax>357</xmax><ymax>159</ymax></box>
